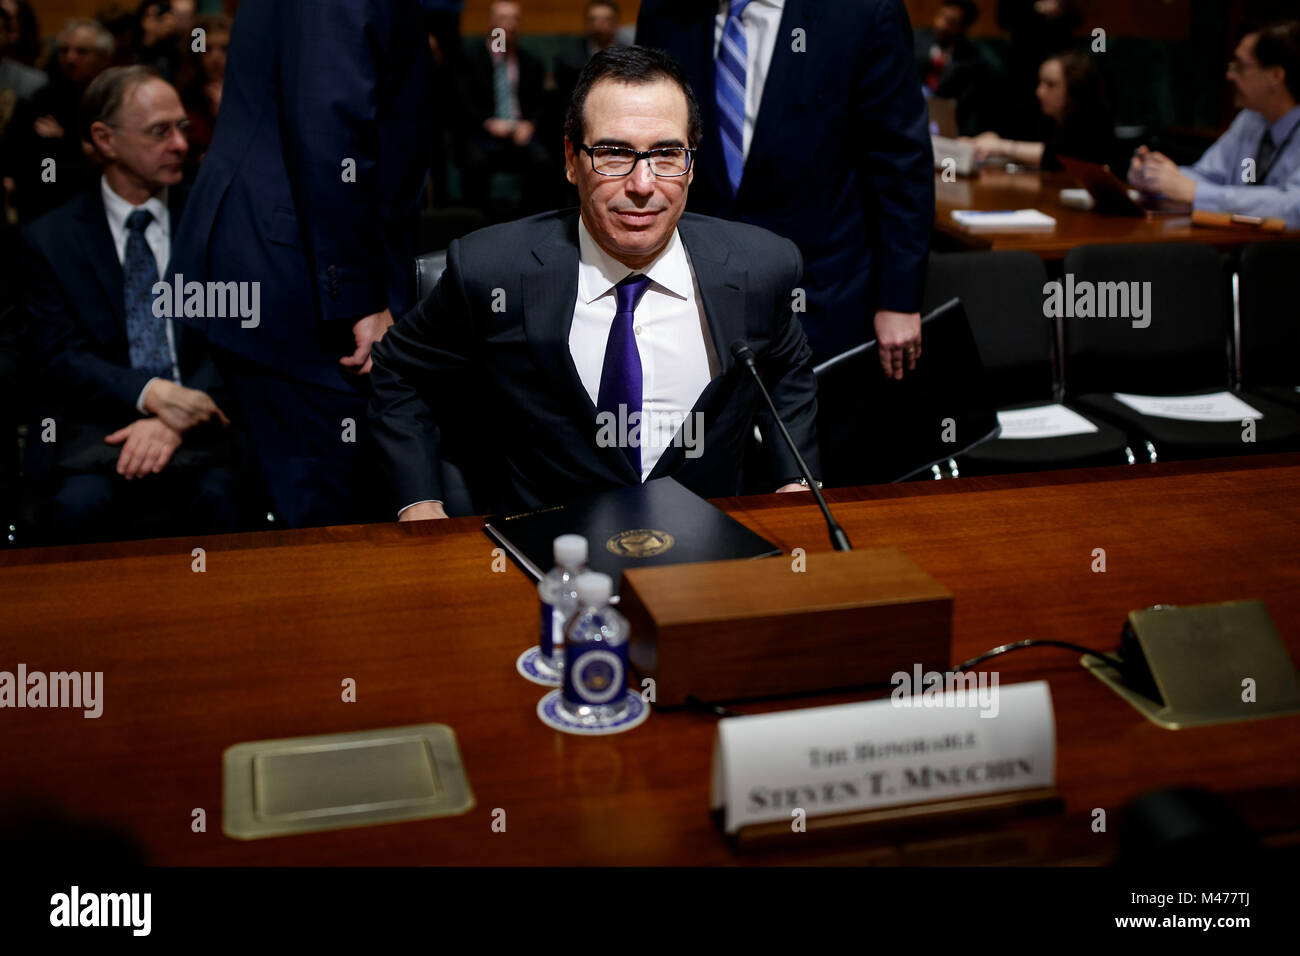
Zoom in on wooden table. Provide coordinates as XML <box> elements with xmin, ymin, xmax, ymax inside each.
<box><xmin>933</xmin><ymin>168</ymin><xmax>1300</xmax><ymax>259</ymax></box>
<box><xmin>2</xmin><ymin>455</ymin><xmax>1299</xmax><ymax>865</ymax></box>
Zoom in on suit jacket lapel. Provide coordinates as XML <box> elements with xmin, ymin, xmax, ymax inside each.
<box><xmin>521</xmin><ymin>214</ymin><xmax>641</xmax><ymax>484</ymax></box>
<box><xmin>648</xmin><ymin>216</ymin><xmax>748</xmax><ymax>480</ymax></box>
<box><xmin>74</xmin><ymin>189</ymin><xmax>127</xmax><ymax>349</ymax></box>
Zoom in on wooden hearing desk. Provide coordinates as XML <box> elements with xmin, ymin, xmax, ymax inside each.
<box><xmin>2</xmin><ymin>455</ymin><xmax>1298</xmax><ymax>865</ymax></box>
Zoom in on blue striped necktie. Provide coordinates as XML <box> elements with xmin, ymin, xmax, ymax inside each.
<box><xmin>716</xmin><ymin>0</ymin><xmax>752</xmax><ymax>195</ymax></box>
<box><xmin>123</xmin><ymin>208</ymin><xmax>171</xmax><ymax>379</ymax></box>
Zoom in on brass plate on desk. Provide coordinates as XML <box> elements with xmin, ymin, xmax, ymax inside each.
<box><xmin>223</xmin><ymin>724</ymin><xmax>474</xmax><ymax>839</ymax></box>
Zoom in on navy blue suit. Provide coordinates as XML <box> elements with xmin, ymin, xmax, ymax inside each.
<box><xmin>20</xmin><ymin>185</ymin><xmax>238</xmax><ymax>542</ymax></box>
<box><xmin>636</xmin><ymin>0</ymin><xmax>934</xmax><ymax>362</ymax></box>
<box><xmin>170</xmin><ymin>0</ymin><xmax>431</xmax><ymax>526</ymax></box>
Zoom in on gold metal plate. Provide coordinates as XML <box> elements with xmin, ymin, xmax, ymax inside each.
<box><xmin>223</xmin><ymin>724</ymin><xmax>474</xmax><ymax>839</ymax></box>
<box><xmin>1083</xmin><ymin>600</ymin><xmax>1300</xmax><ymax>730</ymax></box>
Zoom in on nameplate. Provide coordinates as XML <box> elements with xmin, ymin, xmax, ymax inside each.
<box><xmin>710</xmin><ymin>681</ymin><xmax>1055</xmax><ymax>834</ymax></box>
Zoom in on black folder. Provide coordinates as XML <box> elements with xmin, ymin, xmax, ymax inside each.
<box><xmin>483</xmin><ymin>477</ymin><xmax>780</xmax><ymax>590</ymax></box>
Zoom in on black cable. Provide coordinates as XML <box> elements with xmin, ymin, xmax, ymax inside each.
<box><xmin>685</xmin><ymin>695</ymin><xmax>742</xmax><ymax>719</ymax></box>
<box><xmin>953</xmin><ymin>639</ymin><xmax>1123</xmax><ymax>674</ymax></box>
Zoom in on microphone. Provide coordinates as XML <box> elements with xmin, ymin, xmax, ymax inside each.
<box><xmin>731</xmin><ymin>340</ymin><xmax>852</xmax><ymax>552</ymax></box>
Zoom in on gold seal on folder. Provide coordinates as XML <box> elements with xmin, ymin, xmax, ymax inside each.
<box><xmin>606</xmin><ymin>528</ymin><xmax>676</xmax><ymax>558</ymax></box>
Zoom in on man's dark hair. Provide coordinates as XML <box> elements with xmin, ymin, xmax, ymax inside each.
<box><xmin>136</xmin><ymin>0</ymin><xmax>171</xmax><ymax>18</ymax></box>
<box><xmin>942</xmin><ymin>0</ymin><xmax>980</xmax><ymax>31</ymax></box>
<box><xmin>80</xmin><ymin>63</ymin><xmax>162</xmax><ymax>144</ymax></box>
<box><xmin>564</xmin><ymin>45</ymin><xmax>702</xmax><ymax>149</ymax></box>
<box><xmin>1253</xmin><ymin>20</ymin><xmax>1300</xmax><ymax>104</ymax></box>
<box><xmin>585</xmin><ymin>0</ymin><xmax>621</xmax><ymax>15</ymax></box>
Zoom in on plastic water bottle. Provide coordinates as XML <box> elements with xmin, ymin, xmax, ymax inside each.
<box><xmin>537</xmin><ymin>535</ymin><xmax>587</xmax><ymax>671</ymax></box>
<box><xmin>560</xmin><ymin>572</ymin><xmax>630</xmax><ymax>724</ymax></box>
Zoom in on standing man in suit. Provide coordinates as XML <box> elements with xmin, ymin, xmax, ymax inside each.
<box><xmin>636</xmin><ymin>0</ymin><xmax>933</xmax><ymax>378</ymax></box>
<box><xmin>21</xmin><ymin>65</ymin><xmax>236</xmax><ymax>543</ymax></box>
<box><xmin>170</xmin><ymin>0</ymin><xmax>431</xmax><ymax>529</ymax></box>
<box><xmin>457</xmin><ymin>0</ymin><xmax>551</xmax><ymax>217</ymax></box>
<box><xmin>372</xmin><ymin>46</ymin><xmax>820</xmax><ymax>519</ymax></box>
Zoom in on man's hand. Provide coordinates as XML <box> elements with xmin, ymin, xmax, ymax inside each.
<box><xmin>143</xmin><ymin>378</ymin><xmax>231</xmax><ymax>433</ymax></box>
<box><xmin>34</xmin><ymin>115</ymin><xmax>64</xmax><ymax>139</ymax></box>
<box><xmin>340</xmin><ymin>308</ymin><xmax>394</xmax><ymax>375</ymax></box>
<box><xmin>1129</xmin><ymin>146</ymin><xmax>1196</xmax><ymax>202</ymax></box>
<box><xmin>874</xmin><ymin>310</ymin><xmax>922</xmax><ymax>380</ymax></box>
<box><xmin>511</xmin><ymin>120</ymin><xmax>535</xmax><ymax>146</ymax></box>
<box><xmin>399</xmin><ymin>501</ymin><xmax>448</xmax><ymax>521</ymax></box>
<box><xmin>105</xmin><ymin>418</ymin><xmax>182</xmax><ymax>479</ymax></box>
<box><xmin>484</xmin><ymin>117</ymin><xmax>516</xmax><ymax>139</ymax></box>
<box><xmin>775</xmin><ymin>483</ymin><xmax>810</xmax><ymax>493</ymax></box>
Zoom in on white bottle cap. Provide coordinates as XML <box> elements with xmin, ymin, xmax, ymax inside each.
<box><xmin>553</xmin><ymin>534</ymin><xmax>588</xmax><ymax>569</ymax></box>
<box><xmin>575</xmin><ymin>572</ymin><xmax>613</xmax><ymax>607</ymax></box>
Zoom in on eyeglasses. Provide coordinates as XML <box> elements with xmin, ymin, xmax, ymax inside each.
<box><xmin>107</xmin><ymin>119</ymin><xmax>193</xmax><ymax>143</ymax></box>
<box><xmin>1227</xmin><ymin>59</ymin><xmax>1261</xmax><ymax>75</ymax></box>
<box><xmin>578</xmin><ymin>144</ymin><xmax>695</xmax><ymax>177</ymax></box>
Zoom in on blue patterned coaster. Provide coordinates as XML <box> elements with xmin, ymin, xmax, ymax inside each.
<box><xmin>516</xmin><ymin>646</ymin><xmax>562</xmax><ymax>687</ymax></box>
<box><xmin>535</xmin><ymin>689</ymin><xmax>650</xmax><ymax>736</ymax></box>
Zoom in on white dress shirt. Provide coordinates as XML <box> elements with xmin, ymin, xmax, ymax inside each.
<box><xmin>571</xmin><ymin>216</ymin><xmax>720</xmax><ymax>481</ymax></box>
<box><xmin>99</xmin><ymin>176</ymin><xmax>180</xmax><ymax>411</ymax></box>
<box><xmin>713</xmin><ymin>0</ymin><xmax>785</xmax><ymax>159</ymax></box>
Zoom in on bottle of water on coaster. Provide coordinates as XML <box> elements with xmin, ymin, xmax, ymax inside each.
<box><xmin>560</xmin><ymin>572</ymin><xmax>630</xmax><ymax>725</ymax></box>
<box><xmin>537</xmin><ymin>535</ymin><xmax>587</xmax><ymax>673</ymax></box>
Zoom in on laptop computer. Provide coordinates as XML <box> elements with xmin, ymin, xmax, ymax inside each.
<box><xmin>1057</xmin><ymin>154</ymin><xmax>1192</xmax><ymax>217</ymax></box>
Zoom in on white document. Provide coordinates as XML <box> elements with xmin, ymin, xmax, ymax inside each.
<box><xmin>996</xmin><ymin>404</ymin><xmax>1099</xmax><ymax>440</ymax></box>
<box><xmin>710</xmin><ymin>681</ymin><xmax>1055</xmax><ymax>834</ymax></box>
<box><xmin>951</xmin><ymin>209</ymin><xmax>1056</xmax><ymax>232</ymax></box>
<box><xmin>1113</xmin><ymin>391</ymin><xmax>1262</xmax><ymax>422</ymax></box>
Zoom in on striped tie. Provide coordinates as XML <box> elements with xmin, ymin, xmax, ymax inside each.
<box><xmin>716</xmin><ymin>0</ymin><xmax>751</xmax><ymax>195</ymax></box>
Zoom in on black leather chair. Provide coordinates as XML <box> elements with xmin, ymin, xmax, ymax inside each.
<box><xmin>923</xmin><ymin>250</ymin><xmax>1131</xmax><ymax>474</ymax></box>
<box><xmin>814</xmin><ymin>298</ymin><xmax>1000</xmax><ymax>485</ymax></box>
<box><xmin>1063</xmin><ymin>242</ymin><xmax>1300</xmax><ymax>460</ymax></box>
<box><xmin>1238</xmin><ymin>240</ymin><xmax>1300</xmax><ymax>411</ymax></box>
<box><xmin>408</xmin><ymin>249</ymin><xmax>496</xmax><ymax>516</ymax></box>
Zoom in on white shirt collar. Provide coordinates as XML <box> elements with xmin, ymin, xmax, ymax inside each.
<box><xmin>101</xmin><ymin>175</ymin><xmax>169</xmax><ymax>239</ymax></box>
<box><xmin>577</xmin><ymin>214</ymin><xmax>693</xmax><ymax>305</ymax></box>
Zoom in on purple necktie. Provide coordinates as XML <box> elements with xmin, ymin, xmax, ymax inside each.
<box><xmin>597</xmin><ymin>273</ymin><xmax>652</xmax><ymax>477</ymax></box>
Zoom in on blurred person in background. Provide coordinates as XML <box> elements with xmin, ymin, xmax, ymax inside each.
<box><xmin>962</xmin><ymin>49</ymin><xmax>1116</xmax><ymax>170</ymax></box>
<box><xmin>997</xmin><ymin>0</ymin><xmax>1082</xmax><ymax>138</ymax></box>
<box><xmin>178</xmin><ymin>13</ymin><xmax>229</xmax><ymax>172</ymax></box>
<box><xmin>1130</xmin><ymin>21</ymin><xmax>1300</xmax><ymax>229</ymax></box>
<box><xmin>137</xmin><ymin>1</ymin><xmax>180</xmax><ymax>82</ymax></box>
<box><xmin>3</xmin><ymin>19</ymin><xmax>115</xmax><ymax>221</ymax></box>
<box><xmin>915</xmin><ymin>0</ymin><xmax>990</xmax><ymax>136</ymax></box>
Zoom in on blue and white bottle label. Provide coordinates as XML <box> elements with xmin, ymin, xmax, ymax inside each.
<box><xmin>563</xmin><ymin>643</ymin><xmax>627</xmax><ymax>707</ymax></box>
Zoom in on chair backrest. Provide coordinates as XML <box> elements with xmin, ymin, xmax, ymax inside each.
<box><xmin>814</xmin><ymin>299</ymin><xmax>1001</xmax><ymax>486</ymax></box>
<box><xmin>407</xmin><ymin>249</ymin><xmax>493</xmax><ymax>516</ymax></box>
<box><xmin>413</xmin><ymin>249</ymin><xmax>449</xmax><ymax>303</ymax></box>
<box><xmin>1061</xmin><ymin>242</ymin><xmax>1230</xmax><ymax>396</ymax></box>
<box><xmin>1238</xmin><ymin>240</ymin><xmax>1300</xmax><ymax>389</ymax></box>
<box><xmin>923</xmin><ymin>250</ymin><xmax>1056</xmax><ymax>406</ymax></box>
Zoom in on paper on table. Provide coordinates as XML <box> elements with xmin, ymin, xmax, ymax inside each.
<box><xmin>996</xmin><ymin>404</ymin><xmax>1100</xmax><ymax>440</ymax></box>
<box><xmin>710</xmin><ymin>681</ymin><xmax>1056</xmax><ymax>834</ymax></box>
<box><xmin>950</xmin><ymin>209</ymin><xmax>1056</xmax><ymax>232</ymax></box>
<box><xmin>1113</xmin><ymin>391</ymin><xmax>1262</xmax><ymax>422</ymax></box>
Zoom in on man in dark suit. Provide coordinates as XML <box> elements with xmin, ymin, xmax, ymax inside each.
<box><xmin>372</xmin><ymin>46</ymin><xmax>819</xmax><ymax>519</ymax></box>
<box><xmin>636</xmin><ymin>0</ymin><xmax>933</xmax><ymax>377</ymax></box>
<box><xmin>457</xmin><ymin>0</ymin><xmax>551</xmax><ymax>217</ymax></box>
<box><xmin>21</xmin><ymin>65</ymin><xmax>236</xmax><ymax>543</ymax></box>
<box><xmin>170</xmin><ymin>0</ymin><xmax>431</xmax><ymax>529</ymax></box>
<box><xmin>915</xmin><ymin>0</ymin><xmax>990</xmax><ymax>136</ymax></box>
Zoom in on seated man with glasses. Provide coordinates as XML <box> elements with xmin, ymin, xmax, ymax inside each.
<box><xmin>370</xmin><ymin>45</ymin><xmax>821</xmax><ymax>518</ymax></box>
<box><xmin>1129</xmin><ymin>20</ymin><xmax>1300</xmax><ymax>227</ymax></box>
<box><xmin>19</xmin><ymin>65</ymin><xmax>238</xmax><ymax>542</ymax></box>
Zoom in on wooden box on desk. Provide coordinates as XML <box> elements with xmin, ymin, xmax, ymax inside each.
<box><xmin>620</xmin><ymin>548</ymin><xmax>952</xmax><ymax>707</ymax></box>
